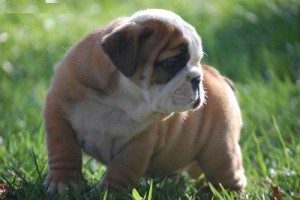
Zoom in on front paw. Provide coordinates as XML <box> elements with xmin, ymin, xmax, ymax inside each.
<box><xmin>44</xmin><ymin>169</ymin><xmax>84</xmax><ymax>196</ymax></box>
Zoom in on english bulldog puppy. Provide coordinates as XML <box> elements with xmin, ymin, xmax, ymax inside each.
<box><xmin>43</xmin><ymin>9</ymin><xmax>247</xmax><ymax>195</ymax></box>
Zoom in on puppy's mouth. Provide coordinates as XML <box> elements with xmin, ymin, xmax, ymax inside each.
<box><xmin>190</xmin><ymin>87</ymin><xmax>203</xmax><ymax>109</ymax></box>
<box><xmin>192</xmin><ymin>97</ymin><xmax>201</xmax><ymax>108</ymax></box>
<box><xmin>190</xmin><ymin>93</ymin><xmax>200</xmax><ymax>109</ymax></box>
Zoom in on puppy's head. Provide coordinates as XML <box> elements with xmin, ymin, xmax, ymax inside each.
<box><xmin>102</xmin><ymin>9</ymin><xmax>205</xmax><ymax>113</ymax></box>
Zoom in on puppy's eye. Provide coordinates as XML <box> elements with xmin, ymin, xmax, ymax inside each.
<box><xmin>155</xmin><ymin>52</ymin><xmax>189</xmax><ymax>74</ymax></box>
<box><xmin>162</xmin><ymin>60</ymin><xmax>177</xmax><ymax>68</ymax></box>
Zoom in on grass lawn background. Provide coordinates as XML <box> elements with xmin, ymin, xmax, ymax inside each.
<box><xmin>0</xmin><ymin>0</ymin><xmax>299</xmax><ymax>199</ymax></box>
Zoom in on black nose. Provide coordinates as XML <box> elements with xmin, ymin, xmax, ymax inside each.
<box><xmin>191</xmin><ymin>76</ymin><xmax>200</xmax><ymax>91</ymax></box>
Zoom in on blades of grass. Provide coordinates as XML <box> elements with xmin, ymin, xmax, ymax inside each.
<box><xmin>242</xmin><ymin>131</ymin><xmax>259</xmax><ymax>177</ymax></box>
<box><xmin>219</xmin><ymin>184</ymin><xmax>235</xmax><ymax>199</ymax></box>
<box><xmin>241</xmin><ymin>130</ymin><xmax>254</xmax><ymax>153</ymax></box>
<box><xmin>208</xmin><ymin>183</ymin><xmax>224</xmax><ymax>200</ymax></box>
<box><xmin>132</xmin><ymin>188</ymin><xmax>143</xmax><ymax>200</ymax></box>
<box><xmin>8</xmin><ymin>164</ymin><xmax>28</xmax><ymax>185</ymax></box>
<box><xmin>258</xmin><ymin>126</ymin><xmax>272</xmax><ymax>148</ymax></box>
<box><xmin>272</xmin><ymin>116</ymin><xmax>291</xmax><ymax>169</ymax></box>
<box><xmin>30</xmin><ymin>148</ymin><xmax>42</xmax><ymax>181</ymax></box>
<box><xmin>244</xmin><ymin>153</ymin><xmax>259</xmax><ymax>177</ymax></box>
<box><xmin>37</xmin><ymin>122</ymin><xmax>45</xmax><ymax>146</ymax></box>
<box><xmin>252</xmin><ymin>131</ymin><xmax>268</xmax><ymax>177</ymax></box>
<box><xmin>102</xmin><ymin>189</ymin><xmax>108</xmax><ymax>200</ymax></box>
<box><xmin>147</xmin><ymin>179</ymin><xmax>153</xmax><ymax>200</ymax></box>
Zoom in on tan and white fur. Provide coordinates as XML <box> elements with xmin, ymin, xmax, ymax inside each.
<box><xmin>43</xmin><ymin>9</ymin><xmax>247</xmax><ymax>195</ymax></box>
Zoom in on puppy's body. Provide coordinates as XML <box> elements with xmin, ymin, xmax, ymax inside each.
<box><xmin>44</xmin><ymin>9</ymin><xmax>246</xmax><ymax>194</ymax></box>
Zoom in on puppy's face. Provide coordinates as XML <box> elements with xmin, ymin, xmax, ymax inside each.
<box><xmin>102</xmin><ymin>9</ymin><xmax>205</xmax><ymax>113</ymax></box>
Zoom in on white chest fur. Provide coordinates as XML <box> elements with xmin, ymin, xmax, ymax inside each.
<box><xmin>69</xmin><ymin>95</ymin><xmax>154</xmax><ymax>164</ymax></box>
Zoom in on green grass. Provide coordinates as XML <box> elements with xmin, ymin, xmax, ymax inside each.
<box><xmin>1</xmin><ymin>0</ymin><xmax>300</xmax><ymax>199</ymax></box>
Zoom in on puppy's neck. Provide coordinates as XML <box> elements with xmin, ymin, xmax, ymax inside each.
<box><xmin>92</xmin><ymin>74</ymin><xmax>157</xmax><ymax>122</ymax></box>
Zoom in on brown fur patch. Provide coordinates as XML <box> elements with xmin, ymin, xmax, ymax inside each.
<box><xmin>202</xmin><ymin>65</ymin><xmax>236</xmax><ymax>92</ymax></box>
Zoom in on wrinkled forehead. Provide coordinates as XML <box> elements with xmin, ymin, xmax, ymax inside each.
<box><xmin>129</xmin><ymin>9</ymin><xmax>203</xmax><ymax>63</ymax></box>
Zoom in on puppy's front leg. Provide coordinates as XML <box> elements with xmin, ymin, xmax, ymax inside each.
<box><xmin>44</xmin><ymin>115</ymin><xmax>84</xmax><ymax>195</ymax></box>
<box><xmin>99</xmin><ymin>131</ymin><xmax>157</xmax><ymax>190</ymax></box>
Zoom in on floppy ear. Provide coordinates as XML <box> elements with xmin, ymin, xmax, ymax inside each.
<box><xmin>101</xmin><ymin>23</ymin><xmax>153</xmax><ymax>77</ymax></box>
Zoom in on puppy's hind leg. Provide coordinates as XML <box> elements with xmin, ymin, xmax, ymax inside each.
<box><xmin>196</xmin><ymin>140</ymin><xmax>247</xmax><ymax>191</ymax></box>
